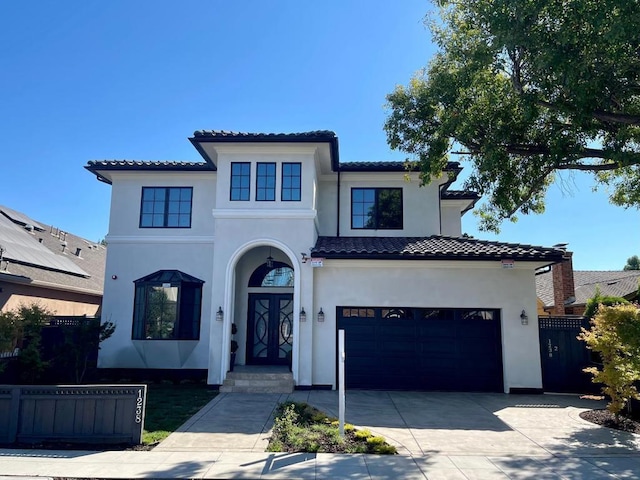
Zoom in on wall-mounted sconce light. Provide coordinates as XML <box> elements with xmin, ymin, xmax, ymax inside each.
<box><xmin>216</xmin><ymin>306</ymin><xmax>224</xmax><ymax>322</ymax></box>
<box><xmin>520</xmin><ymin>309</ymin><xmax>528</xmax><ymax>325</ymax></box>
<box><xmin>317</xmin><ymin>308</ymin><xmax>325</xmax><ymax>322</ymax></box>
<box><xmin>300</xmin><ymin>308</ymin><xmax>306</xmax><ymax>322</ymax></box>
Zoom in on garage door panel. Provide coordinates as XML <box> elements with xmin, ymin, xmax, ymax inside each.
<box><xmin>338</xmin><ymin>307</ymin><xmax>503</xmax><ymax>391</ymax></box>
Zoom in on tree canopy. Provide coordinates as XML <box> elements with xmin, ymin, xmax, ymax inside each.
<box><xmin>624</xmin><ymin>255</ymin><xmax>640</xmax><ymax>270</ymax></box>
<box><xmin>385</xmin><ymin>0</ymin><xmax>640</xmax><ymax>232</ymax></box>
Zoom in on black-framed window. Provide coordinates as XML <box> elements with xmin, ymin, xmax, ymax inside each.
<box><xmin>230</xmin><ymin>162</ymin><xmax>251</xmax><ymax>201</ymax></box>
<box><xmin>281</xmin><ymin>163</ymin><xmax>301</xmax><ymax>201</ymax></box>
<box><xmin>256</xmin><ymin>162</ymin><xmax>276</xmax><ymax>201</ymax></box>
<box><xmin>140</xmin><ymin>187</ymin><xmax>192</xmax><ymax>228</ymax></box>
<box><xmin>132</xmin><ymin>270</ymin><xmax>204</xmax><ymax>340</ymax></box>
<box><xmin>351</xmin><ymin>188</ymin><xmax>403</xmax><ymax>229</ymax></box>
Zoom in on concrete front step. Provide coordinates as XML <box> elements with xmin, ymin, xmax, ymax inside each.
<box><xmin>220</xmin><ymin>368</ymin><xmax>294</xmax><ymax>393</ymax></box>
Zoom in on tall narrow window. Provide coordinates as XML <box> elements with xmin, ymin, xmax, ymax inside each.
<box><xmin>230</xmin><ymin>162</ymin><xmax>250</xmax><ymax>201</ymax></box>
<box><xmin>140</xmin><ymin>187</ymin><xmax>192</xmax><ymax>228</ymax></box>
<box><xmin>256</xmin><ymin>162</ymin><xmax>276</xmax><ymax>201</ymax></box>
<box><xmin>281</xmin><ymin>163</ymin><xmax>301</xmax><ymax>201</ymax></box>
<box><xmin>351</xmin><ymin>188</ymin><xmax>403</xmax><ymax>229</ymax></box>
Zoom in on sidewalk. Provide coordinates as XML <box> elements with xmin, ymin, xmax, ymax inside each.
<box><xmin>1</xmin><ymin>391</ymin><xmax>640</xmax><ymax>479</ymax></box>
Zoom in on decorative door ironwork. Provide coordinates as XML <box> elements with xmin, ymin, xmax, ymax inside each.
<box><xmin>247</xmin><ymin>293</ymin><xmax>293</xmax><ymax>365</ymax></box>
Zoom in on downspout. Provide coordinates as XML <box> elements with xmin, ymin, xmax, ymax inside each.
<box><xmin>336</xmin><ymin>168</ymin><xmax>341</xmax><ymax>237</ymax></box>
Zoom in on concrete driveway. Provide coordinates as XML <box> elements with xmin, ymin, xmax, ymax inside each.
<box><xmin>150</xmin><ymin>390</ymin><xmax>640</xmax><ymax>478</ymax></box>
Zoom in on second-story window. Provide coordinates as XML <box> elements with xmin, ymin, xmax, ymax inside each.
<box><xmin>352</xmin><ymin>188</ymin><xmax>403</xmax><ymax>229</ymax></box>
<box><xmin>230</xmin><ymin>162</ymin><xmax>251</xmax><ymax>201</ymax></box>
<box><xmin>140</xmin><ymin>187</ymin><xmax>192</xmax><ymax>228</ymax></box>
<box><xmin>281</xmin><ymin>163</ymin><xmax>301</xmax><ymax>201</ymax></box>
<box><xmin>256</xmin><ymin>162</ymin><xmax>276</xmax><ymax>201</ymax></box>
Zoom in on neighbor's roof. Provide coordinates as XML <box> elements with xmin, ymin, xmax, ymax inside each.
<box><xmin>536</xmin><ymin>269</ymin><xmax>640</xmax><ymax>307</ymax></box>
<box><xmin>312</xmin><ymin>236</ymin><xmax>564</xmax><ymax>262</ymax></box>
<box><xmin>0</xmin><ymin>206</ymin><xmax>105</xmax><ymax>296</ymax></box>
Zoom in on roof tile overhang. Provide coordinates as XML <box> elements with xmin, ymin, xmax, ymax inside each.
<box><xmin>312</xmin><ymin>236</ymin><xmax>565</xmax><ymax>263</ymax></box>
<box><xmin>84</xmin><ymin>160</ymin><xmax>213</xmax><ymax>184</ymax></box>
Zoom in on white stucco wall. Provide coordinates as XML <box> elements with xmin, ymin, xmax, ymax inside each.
<box><xmin>336</xmin><ymin>172</ymin><xmax>444</xmax><ymax>237</ymax></box>
<box><xmin>440</xmin><ymin>204</ymin><xmax>463</xmax><ymax>237</ymax></box>
<box><xmin>311</xmin><ymin>260</ymin><xmax>542</xmax><ymax>392</ymax></box>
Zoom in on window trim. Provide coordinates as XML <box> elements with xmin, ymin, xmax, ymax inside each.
<box><xmin>230</xmin><ymin>162</ymin><xmax>251</xmax><ymax>201</ymax></box>
<box><xmin>255</xmin><ymin>162</ymin><xmax>276</xmax><ymax>201</ymax></box>
<box><xmin>351</xmin><ymin>187</ymin><xmax>403</xmax><ymax>230</ymax></box>
<box><xmin>281</xmin><ymin>162</ymin><xmax>302</xmax><ymax>202</ymax></box>
<box><xmin>139</xmin><ymin>187</ymin><xmax>193</xmax><ymax>229</ymax></box>
<box><xmin>132</xmin><ymin>270</ymin><xmax>204</xmax><ymax>341</ymax></box>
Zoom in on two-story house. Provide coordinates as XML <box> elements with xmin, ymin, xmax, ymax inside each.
<box><xmin>86</xmin><ymin>130</ymin><xmax>564</xmax><ymax>393</ymax></box>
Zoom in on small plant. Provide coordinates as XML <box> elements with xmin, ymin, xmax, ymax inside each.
<box><xmin>268</xmin><ymin>402</ymin><xmax>396</xmax><ymax>454</ymax></box>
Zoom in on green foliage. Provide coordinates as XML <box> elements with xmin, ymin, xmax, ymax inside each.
<box><xmin>0</xmin><ymin>310</ymin><xmax>20</xmax><ymax>352</ymax></box>
<box><xmin>15</xmin><ymin>304</ymin><xmax>52</xmax><ymax>383</ymax></box>
<box><xmin>584</xmin><ymin>290</ymin><xmax>630</xmax><ymax>319</ymax></box>
<box><xmin>55</xmin><ymin>319</ymin><xmax>116</xmax><ymax>383</ymax></box>
<box><xmin>385</xmin><ymin>0</ymin><xmax>640</xmax><ymax>232</ymax></box>
<box><xmin>624</xmin><ymin>255</ymin><xmax>640</xmax><ymax>271</ymax></box>
<box><xmin>578</xmin><ymin>304</ymin><xmax>640</xmax><ymax>416</ymax></box>
<box><xmin>269</xmin><ymin>402</ymin><xmax>397</xmax><ymax>454</ymax></box>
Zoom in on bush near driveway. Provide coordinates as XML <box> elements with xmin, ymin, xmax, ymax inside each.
<box><xmin>267</xmin><ymin>401</ymin><xmax>397</xmax><ymax>454</ymax></box>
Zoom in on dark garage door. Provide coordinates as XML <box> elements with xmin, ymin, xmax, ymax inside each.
<box><xmin>337</xmin><ymin>307</ymin><xmax>503</xmax><ymax>391</ymax></box>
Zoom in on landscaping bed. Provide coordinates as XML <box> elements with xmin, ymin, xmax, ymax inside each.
<box><xmin>580</xmin><ymin>408</ymin><xmax>640</xmax><ymax>434</ymax></box>
<box><xmin>267</xmin><ymin>401</ymin><xmax>397</xmax><ymax>454</ymax></box>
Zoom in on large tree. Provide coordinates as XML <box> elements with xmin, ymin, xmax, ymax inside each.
<box><xmin>385</xmin><ymin>0</ymin><xmax>640</xmax><ymax>232</ymax></box>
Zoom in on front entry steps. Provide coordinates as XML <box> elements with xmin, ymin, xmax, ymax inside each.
<box><xmin>219</xmin><ymin>365</ymin><xmax>294</xmax><ymax>393</ymax></box>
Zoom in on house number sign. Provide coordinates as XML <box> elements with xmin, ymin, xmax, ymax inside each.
<box><xmin>135</xmin><ymin>388</ymin><xmax>144</xmax><ymax>423</ymax></box>
<box><xmin>547</xmin><ymin>339</ymin><xmax>559</xmax><ymax>358</ymax></box>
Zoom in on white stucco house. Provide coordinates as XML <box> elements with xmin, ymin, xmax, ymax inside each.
<box><xmin>86</xmin><ymin>130</ymin><xmax>564</xmax><ymax>393</ymax></box>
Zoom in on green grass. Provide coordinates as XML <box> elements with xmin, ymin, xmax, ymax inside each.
<box><xmin>267</xmin><ymin>401</ymin><xmax>397</xmax><ymax>454</ymax></box>
<box><xmin>142</xmin><ymin>384</ymin><xmax>217</xmax><ymax>445</ymax></box>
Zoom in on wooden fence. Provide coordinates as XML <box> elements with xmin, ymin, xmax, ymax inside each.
<box><xmin>0</xmin><ymin>384</ymin><xmax>146</xmax><ymax>445</ymax></box>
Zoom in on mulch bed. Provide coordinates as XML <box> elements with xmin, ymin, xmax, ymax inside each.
<box><xmin>580</xmin><ymin>409</ymin><xmax>640</xmax><ymax>434</ymax></box>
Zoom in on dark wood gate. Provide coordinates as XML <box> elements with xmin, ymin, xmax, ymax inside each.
<box><xmin>538</xmin><ymin>316</ymin><xmax>598</xmax><ymax>393</ymax></box>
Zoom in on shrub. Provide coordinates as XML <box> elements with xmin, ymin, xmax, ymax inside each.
<box><xmin>584</xmin><ymin>289</ymin><xmax>630</xmax><ymax>319</ymax></box>
<box><xmin>578</xmin><ymin>303</ymin><xmax>640</xmax><ymax>416</ymax></box>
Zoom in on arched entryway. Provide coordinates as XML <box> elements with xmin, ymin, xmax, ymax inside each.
<box><xmin>246</xmin><ymin>261</ymin><xmax>294</xmax><ymax>365</ymax></box>
<box><xmin>225</xmin><ymin>242</ymin><xmax>300</xmax><ymax>376</ymax></box>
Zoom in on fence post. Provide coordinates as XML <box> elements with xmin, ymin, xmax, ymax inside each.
<box><xmin>7</xmin><ymin>387</ymin><xmax>20</xmax><ymax>443</ymax></box>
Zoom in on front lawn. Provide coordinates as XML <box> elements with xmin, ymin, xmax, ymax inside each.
<box><xmin>143</xmin><ymin>383</ymin><xmax>217</xmax><ymax>445</ymax></box>
<box><xmin>267</xmin><ymin>401</ymin><xmax>397</xmax><ymax>454</ymax></box>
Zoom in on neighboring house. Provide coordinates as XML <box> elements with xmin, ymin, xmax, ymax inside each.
<box><xmin>536</xmin><ymin>251</ymin><xmax>640</xmax><ymax>316</ymax></box>
<box><xmin>86</xmin><ymin>130</ymin><xmax>565</xmax><ymax>393</ymax></box>
<box><xmin>0</xmin><ymin>206</ymin><xmax>106</xmax><ymax>316</ymax></box>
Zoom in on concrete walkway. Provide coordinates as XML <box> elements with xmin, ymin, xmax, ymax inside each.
<box><xmin>1</xmin><ymin>391</ymin><xmax>640</xmax><ymax>479</ymax></box>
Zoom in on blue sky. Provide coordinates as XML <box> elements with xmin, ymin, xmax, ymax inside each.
<box><xmin>1</xmin><ymin>1</ymin><xmax>638</xmax><ymax>270</ymax></box>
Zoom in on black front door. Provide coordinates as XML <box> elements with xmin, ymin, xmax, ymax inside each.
<box><xmin>247</xmin><ymin>293</ymin><xmax>293</xmax><ymax>365</ymax></box>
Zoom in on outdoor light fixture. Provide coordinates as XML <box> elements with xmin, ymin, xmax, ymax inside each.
<box><xmin>266</xmin><ymin>247</ymin><xmax>274</xmax><ymax>268</ymax></box>
<box><xmin>520</xmin><ymin>309</ymin><xmax>528</xmax><ymax>325</ymax></box>
<box><xmin>216</xmin><ymin>306</ymin><xmax>224</xmax><ymax>322</ymax></box>
<box><xmin>317</xmin><ymin>308</ymin><xmax>325</xmax><ymax>322</ymax></box>
<box><xmin>300</xmin><ymin>308</ymin><xmax>307</xmax><ymax>322</ymax></box>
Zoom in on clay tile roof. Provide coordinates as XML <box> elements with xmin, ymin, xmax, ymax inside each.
<box><xmin>86</xmin><ymin>160</ymin><xmax>211</xmax><ymax>170</ymax></box>
<box><xmin>312</xmin><ymin>236</ymin><xmax>564</xmax><ymax>262</ymax></box>
<box><xmin>339</xmin><ymin>161</ymin><xmax>461</xmax><ymax>173</ymax></box>
<box><xmin>441</xmin><ymin>190</ymin><xmax>480</xmax><ymax>200</ymax></box>
<box><xmin>192</xmin><ymin>130</ymin><xmax>337</xmax><ymax>140</ymax></box>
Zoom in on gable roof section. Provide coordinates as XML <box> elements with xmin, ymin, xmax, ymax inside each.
<box><xmin>312</xmin><ymin>236</ymin><xmax>564</xmax><ymax>262</ymax></box>
<box><xmin>0</xmin><ymin>206</ymin><xmax>106</xmax><ymax>296</ymax></box>
<box><xmin>536</xmin><ymin>269</ymin><xmax>640</xmax><ymax>307</ymax></box>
